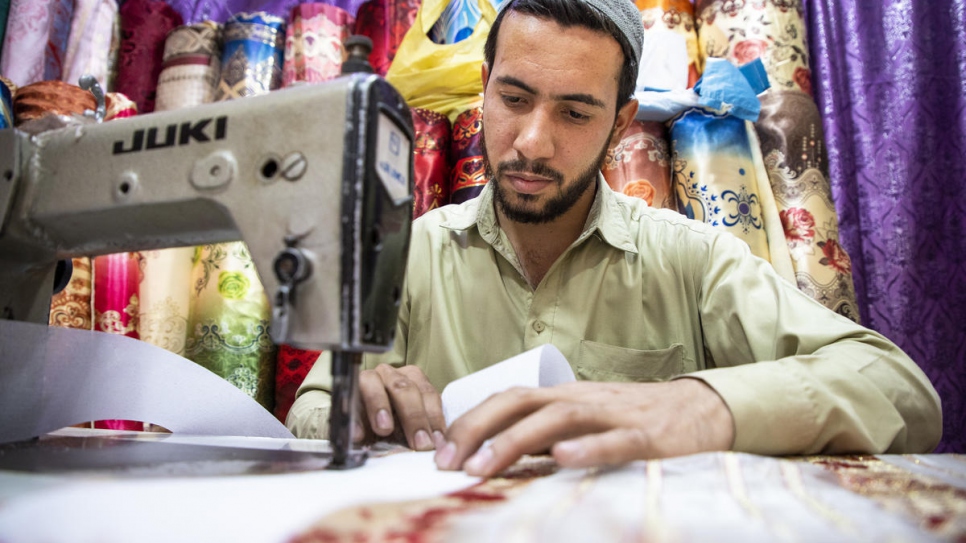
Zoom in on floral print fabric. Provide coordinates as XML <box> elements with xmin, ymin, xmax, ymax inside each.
<box><xmin>695</xmin><ymin>0</ymin><xmax>812</xmax><ymax>96</ymax></box>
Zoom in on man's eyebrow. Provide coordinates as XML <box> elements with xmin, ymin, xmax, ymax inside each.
<box><xmin>494</xmin><ymin>75</ymin><xmax>607</xmax><ymax>109</ymax></box>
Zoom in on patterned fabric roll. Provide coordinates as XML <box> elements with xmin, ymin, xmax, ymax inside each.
<box><xmin>104</xmin><ymin>92</ymin><xmax>138</xmax><ymax>120</ymax></box>
<box><xmin>0</xmin><ymin>78</ymin><xmax>12</xmax><ymax>129</ymax></box>
<box><xmin>185</xmin><ymin>243</ymin><xmax>277</xmax><ymax>411</ymax></box>
<box><xmin>429</xmin><ymin>0</ymin><xmax>482</xmax><ymax>44</ymax></box>
<box><xmin>449</xmin><ymin>106</ymin><xmax>488</xmax><ymax>205</ymax></box>
<box><xmin>695</xmin><ymin>0</ymin><xmax>813</xmax><ymax>96</ymax></box>
<box><xmin>155</xmin><ymin>22</ymin><xmax>222</xmax><ymax>111</ymax></box>
<box><xmin>413</xmin><ymin>107</ymin><xmax>453</xmax><ymax>218</ymax></box>
<box><xmin>274</xmin><ymin>344</ymin><xmax>322</xmax><ymax>423</ymax></box>
<box><xmin>216</xmin><ymin>12</ymin><xmax>286</xmax><ymax>100</ymax></box>
<box><xmin>139</xmin><ymin>248</ymin><xmax>194</xmax><ymax>357</ymax></box>
<box><xmin>92</xmin><ymin>252</ymin><xmax>145</xmax><ymax>431</ymax></box>
<box><xmin>756</xmin><ymin>90</ymin><xmax>860</xmax><ymax>321</ymax></box>
<box><xmin>12</xmin><ymin>80</ymin><xmax>96</xmax><ymax>126</ymax></box>
<box><xmin>636</xmin><ymin>0</ymin><xmax>701</xmax><ymax>88</ymax></box>
<box><xmin>62</xmin><ymin>0</ymin><xmax>118</xmax><ymax>89</ymax></box>
<box><xmin>0</xmin><ymin>0</ymin><xmax>74</xmax><ymax>87</ymax></box>
<box><xmin>353</xmin><ymin>0</ymin><xmax>419</xmax><ymax>76</ymax></box>
<box><xmin>669</xmin><ymin>108</ymin><xmax>772</xmax><ymax>261</ymax></box>
<box><xmin>282</xmin><ymin>3</ymin><xmax>355</xmax><ymax>86</ymax></box>
<box><xmin>114</xmin><ymin>0</ymin><xmax>184</xmax><ymax>114</ymax></box>
<box><xmin>49</xmin><ymin>258</ymin><xmax>94</xmax><ymax>331</ymax></box>
<box><xmin>93</xmin><ymin>253</ymin><xmax>141</xmax><ymax>339</ymax></box>
<box><xmin>603</xmin><ymin>120</ymin><xmax>676</xmax><ymax>209</ymax></box>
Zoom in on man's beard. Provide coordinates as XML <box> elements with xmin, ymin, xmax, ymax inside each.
<box><xmin>483</xmin><ymin>126</ymin><xmax>611</xmax><ymax>225</ymax></box>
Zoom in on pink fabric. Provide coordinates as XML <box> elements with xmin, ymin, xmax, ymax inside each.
<box><xmin>92</xmin><ymin>252</ymin><xmax>145</xmax><ymax>431</ymax></box>
<box><xmin>114</xmin><ymin>0</ymin><xmax>184</xmax><ymax>114</ymax></box>
<box><xmin>282</xmin><ymin>3</ymin><xmax>355</xmax><ymax>86</ymax></box>
<box><xmin>0</xmin><ymin>0</ymin><xmax>75</xmax><ymax>87</ymax></box>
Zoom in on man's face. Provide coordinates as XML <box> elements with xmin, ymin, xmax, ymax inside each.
<box><xmin>481</xmin><ymin>12</ymin><xmax>633</xmax><ymax>225</ymax></box>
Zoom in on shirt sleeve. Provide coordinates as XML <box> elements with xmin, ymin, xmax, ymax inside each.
<box><xmin>684</xmin><ymin>231</ymin><xmax>942</xmax><ymax>455</ymax></box>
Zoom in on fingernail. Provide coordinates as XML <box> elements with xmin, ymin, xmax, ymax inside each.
<box><xmin>376</xmin><ymin>409</ymin><xmax>392</xmax><ymax>431</ymax></box>
<box><xmin>464</xmin><ymin>446</ymin><xmax>494</xmax><ymax>476</ymax></box>
<box><xmin>435</xmin><ymin>441</ymin><xmax>457</xmax><ymax>470</ymax></box>
<box><xmin>554</xmin><ymin>440</ymin><xmax>586</xmax><ymax>465</ymax></box>
<box><xmin>432</xmin><ymin>430</ymin><xmax>446</xmax><ymax>450</ymax></box>
<box><xmin>414</xmin><ymin>429</ymin><xmax>433</xmax><ymax>450</ymax></box>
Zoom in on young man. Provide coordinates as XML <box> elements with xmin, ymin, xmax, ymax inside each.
<box><xmin>288</xmin><ymin>0</ymin><xmax>942</xmax><ymax>477</ymax></box>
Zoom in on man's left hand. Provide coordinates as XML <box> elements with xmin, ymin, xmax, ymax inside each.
<box><xmin>434</xmin><ymin>379</ymin><xmax>735</xmax><ymax>477</ymax></box>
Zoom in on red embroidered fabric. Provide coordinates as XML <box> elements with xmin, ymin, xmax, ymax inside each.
<box><xmin>274</xmin><ymin>345</ymin><xmax>323</xmax><ymax>423</ymax></box>
<box><xmin>353</xmin><ymin>0</ymin><xmax>419</xmax><ymax>76</ymax></box>
<box><xmin>412</xmin><ymin>107</ymin><xmax>452</xmax><ymax>218</ymax></box>
<box><xmin>114</xmin><ymin>0</ymin><xmax>184</xmax><ymax>114</ymax></box>
<box><xmin>448</xmin><ymin>106</ymin><xmax>487</xmax><ymax>205</ymax></box>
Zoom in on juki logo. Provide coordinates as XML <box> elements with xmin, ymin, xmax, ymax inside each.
<box><xmin>112</xmin><ymin>116</ymin><xmax>228</xmax><ymax>155</ymax></box>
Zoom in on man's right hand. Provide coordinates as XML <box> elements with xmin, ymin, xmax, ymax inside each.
<box><xmin>357</xmin><ymin>364</ymin><xmax>446</xmax><ymax>451</ymax></box>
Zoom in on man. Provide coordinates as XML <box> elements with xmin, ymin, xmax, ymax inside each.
<box><xmin>288</xmin><ymin>0</ymin><xmax>942</xmax><ymax>477</ymax></box>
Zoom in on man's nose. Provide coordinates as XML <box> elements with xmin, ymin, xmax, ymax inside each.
<box><xmin>512</xmin><ymin>109</ymin><xmax>555</xmax><ymax>162</ymax></box>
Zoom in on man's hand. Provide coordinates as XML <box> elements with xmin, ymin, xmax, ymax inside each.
<box><xmin>357</xmin><ymin>364</ymin><xmax>446</xmax><ymax>451</ymax></box>
<box><xmin>434</xmin><ymin>378</ymin><xmax>735</xmax><ymax>477</ymax></box>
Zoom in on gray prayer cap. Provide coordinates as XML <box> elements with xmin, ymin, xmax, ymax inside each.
<box><xmin>497</xmin><ymin>0</ymin><xmax>645</xmax><ymax>66</ymax></box>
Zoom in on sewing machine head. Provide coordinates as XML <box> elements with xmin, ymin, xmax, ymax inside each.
<box><xmin>0</xmin><ymin>74</ymin><xmax>413</xmax><ymax>468</ymax></box>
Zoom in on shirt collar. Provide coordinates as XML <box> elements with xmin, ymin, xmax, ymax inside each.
<box><xmin>439</xmin><ymin>175</ymin><xmax>639</xmax><ymax>255</ymax></box>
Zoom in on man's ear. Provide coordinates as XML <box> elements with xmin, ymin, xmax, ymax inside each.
<box><xmin>609</xmin><ymin>97</ymin><xmax>638</xmax><ymax>149</ymax></box>
<box><xmin>481</xmin><ymin>62</ymin><xmax>490</xmax><ymax>89</ymax></box>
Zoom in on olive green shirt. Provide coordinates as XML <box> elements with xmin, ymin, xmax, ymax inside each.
<box><xmin>288</xmin><ymin>177</ymin><xmax>942</xmax><ymax>454</ymax></box>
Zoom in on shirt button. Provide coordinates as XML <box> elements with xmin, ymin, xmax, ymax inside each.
<box><xmin>532</xmin><ymin>320</ymin><xmax>546</xmax><ymax>333</ymax></box>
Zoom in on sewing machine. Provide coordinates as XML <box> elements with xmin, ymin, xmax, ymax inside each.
<box><xmin>0</xmin><ymin>73</ymin><xmax>414</xmax><ymax>469</ymax></box>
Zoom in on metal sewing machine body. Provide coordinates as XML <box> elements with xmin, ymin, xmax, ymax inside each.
<box><xmin>0</xmin><ymin>74</ymin><xmax>414</xmax><ymax>469</ymax></box>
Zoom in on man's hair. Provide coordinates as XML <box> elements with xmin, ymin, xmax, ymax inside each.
<box><xmin>483</xmin><ymin>0</ymin><xmax>639</xmax><ymax>111</ymax></box>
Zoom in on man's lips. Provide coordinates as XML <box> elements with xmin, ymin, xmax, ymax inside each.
<box><xmin>504</xmin><ymin>173</ymin><xmax>554</xmax><ymax>195</ymax></box>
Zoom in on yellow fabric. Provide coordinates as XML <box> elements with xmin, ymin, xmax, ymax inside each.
<box><xmin>385</xmin><ymin>0</ymin><xmax>495</xmax><ymax>123</ymax></box>
<box><xmin>288</xmin><ymin>177</ymin><xmax>941</xmax><ymax>455</ymax></box>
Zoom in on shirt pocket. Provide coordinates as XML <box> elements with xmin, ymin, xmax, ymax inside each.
<box><xmin>573</xmin><ymin>340</ymin><xmax>686</xmax><ymax>382</ymax></box>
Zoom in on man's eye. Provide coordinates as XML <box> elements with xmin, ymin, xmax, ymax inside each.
<box><xmin>502</xmin><ymin>95</ymin><xmax>523</xmax><ymax>106</ymax></box>
<box><xmin>567</xmin><ymin>110</ymin><xmax>590</xmax><ymax>121</ymax></box>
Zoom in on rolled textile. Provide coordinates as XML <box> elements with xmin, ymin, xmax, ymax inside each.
<box><xmin>185</xmin><ymin>243</ymin><xmax>277</xmax><ymax>411</ymax></box>
<box><xmin>695</xmin><ymin>0</ymin><xmax>812</xmax><ymax>96</ymax></box>
<box><xmin>413</xmin><ymin>107</ymin><xmax>453</xmax><ymax>218</ymax></box>
<box><xmin>92</xmin><ymin>252</ymin><xmax>145</xmax><ymax>431</ymax></box>
<box><xmin>216</xmin><ymin>12</ymin><xmax>286</xmax><ymax>100</ymax></box>
<box><xmin>449</xmin><ymin>106</ymin><xmax>487</xmax><ymax>205</ymax></box>
<box><xmin>104</xmin><ymin>92</ymin><xmax>138</xmax><ymax>120</ymax></box>
<box><xmin>93</xmin><ymin>253</ymin><xmax>141</xmax><ymax>338</ymax></box>
<box><xmin>155</xmin><ymin>22</ymin><xmax>222</xmax><ymax>111</ymax></box>
<box><xmin>429</xmin><ymin>0</ymin><xmax>482</xmax><ymax>44</ymax></box>
<box><xmin>12</xmin><ymin>80</ymin><xmax>96</xmax><ymax>126</ymax></box>
<box><xmin>669</xmin><ymin>107</ymin><xmax>772</xmax><ymax>262</ymax></box>
<box><xmin>49</xmin><ymin>258</ymin><xmax>94</xmax><ymax>331</ymax></box>
<box><xmin>114</xmin><ymin>0</ymin><xmax>184</xmax><ymax>114</ymax></box>
<box><xmin>274</xmin><ymin>344</ymin><xmax>322</xmax><ymax>424</ymax></box>
<box><xmin>282</xmin><ymin>3</ymin><xmax>355</xmax><ymax>86</ymax></box>
<box><xmin>139</xmin><ymin>248</ymin><xmax>194</xmax><ymax>357</ymax></box>
<box><xmin>603</xmin><ymin>120</ymin><xmax>676</xmax><ymax>210</ymax></box>
<box><xmin>636</xmin><ymin>0</ymin><xmax>701</xmax><ymax>88</ymax></box>
<box><xmin>755</xmin><ymin>90</ymin><xmax>860</xmax><ymax>321</ymax></box>
<box><xmin>353</xmin><ymin>0</ymin><xmax>420</xmax><ymax>76</ymax></box>
<box><xmin>62</xmin><ymin>0</ymin><xmax>119</xmax><ymax>90</ymax></box>
<box><xmin>0</xmin><ymin>78</ymin><xmax>12</xmax><ymax>129</ymax></box>
<box><xmin>0</xmin><ymin>0</ymin><xmax>74</xmax><ymax>87</ymax></box>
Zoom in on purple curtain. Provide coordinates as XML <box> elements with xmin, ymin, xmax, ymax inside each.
<box><xmin>806</xmin><ymin>0</ymin><xmax>966</xmax><ymax>452</ymax></box>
